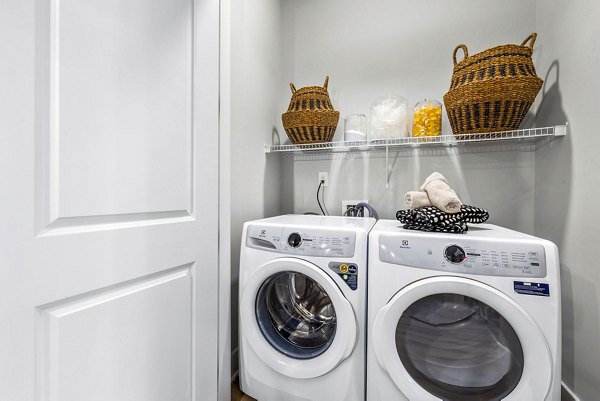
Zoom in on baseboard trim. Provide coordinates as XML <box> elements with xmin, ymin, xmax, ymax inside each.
<box><xmin>561</xmin><ymin>381</ymin><xmax>580</xmax><ymax>401</ymax></box>
<box><xmin>231</xmin><ymin>347</ymin><xmax>239</xmax><ymax>382</ymax></box>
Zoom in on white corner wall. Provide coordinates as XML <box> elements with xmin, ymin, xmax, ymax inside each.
<box><xmin>281</xmin><ymin>0</ymin><xmax>537</xmax><ymax>233</ymax></box>
<box><xmin>229</xmin><ymin>0</ymin><xmax>287</xmax><ymax>376</ymax></box>
<box><xmin>535</xmin><ymin>1</ymin><xmax>600</xmax><ymax>399</ymax></box>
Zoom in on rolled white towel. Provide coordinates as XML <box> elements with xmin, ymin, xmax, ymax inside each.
<box><xmin>420</xmin><ymin>172</ymin><xmax>462</xmax><ymax>213</ymax></box>
<box><xmin>404</xmin><ymin>191</ymin><xmax>432</xmax><ymax>209</ymax></box>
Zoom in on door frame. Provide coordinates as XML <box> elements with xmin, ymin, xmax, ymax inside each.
<box><xmin>218</xmin><ymin>0</ymin><xmax>232</xmax><ymax>400</ymax></box>
<box><xmin>192</xmin><ymin>0</ymin><xmax>225</xmax><ymax>399</ymax></box>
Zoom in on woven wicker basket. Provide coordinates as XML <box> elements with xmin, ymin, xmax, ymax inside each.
<box><xmin>282</xmin><ymin>76</ymin><xmax>340</xmax><ymax>144</ymax></box>
<box><xmin>443</xmin><ymin>33</ymin><xmax>543</xmax><ymax>136</ymax></box>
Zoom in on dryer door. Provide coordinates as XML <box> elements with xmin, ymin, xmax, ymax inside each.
<box><xmin>373</xmin><ymin>276</ymin><xmax>553</xmax><ymax>401</ymax></box>
<box><xmin>241</xmin><ymin>258</ymin><xmax>357</xmax><ymax>379</ymax></box>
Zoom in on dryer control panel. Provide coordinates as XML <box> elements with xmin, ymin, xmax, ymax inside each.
<box><xmin>246</xmin><ymin>225</ymin><xmax>356</xmax><ymax>257</ymax></box>
<box><xmin>379</xmin><ymin>235</ymin><xmax>547</xmax><ymax>278</ymax></box>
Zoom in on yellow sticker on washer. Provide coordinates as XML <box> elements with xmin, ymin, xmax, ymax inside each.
<box><xmin>339</xmin><ymin>264</ymin><xmax>349</xmax><ymax>273</ymax></box>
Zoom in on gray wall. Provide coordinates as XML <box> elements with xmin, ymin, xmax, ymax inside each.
<box><xmin>291</xmin><ymin>150</ymin><xmax>536</xmax><ymax>232</ymax></box>
<box><xmin>535</xmin><ymin>1</ymin><xmax>600</xmax><ymax>399</ymax></box>
<box><xmin>229</xmin><ymin>0</ymin><xmax>287</xmax><ymax>374</ymax></box>
<box><xmin>281</xmin><ymin>0</ymin><xmax>537</xmax><ymax>232</ymax></box>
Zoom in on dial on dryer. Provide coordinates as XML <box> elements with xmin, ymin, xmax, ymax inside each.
<box><xmin>444</xmin><ymin>245</ymin><xmax>467</xmax><ymax>264</ymax></box>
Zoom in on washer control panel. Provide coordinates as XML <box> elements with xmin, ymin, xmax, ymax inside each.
<box><xmin>379</xmin><ymin>235</ymin><xmax>547</xmax><ymax>278</ymax></box>
<box><xmin>246</xmin><ymin>225</ymin><xmax>356</xmax><ymax>257</ymax></box>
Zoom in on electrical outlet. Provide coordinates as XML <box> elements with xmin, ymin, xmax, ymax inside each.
<box><xmin>342</xmin><ymin>200</ymin><xmax>369</xmax><ymax>216</ymax></box>
<box><xmin>318</xmin><ymin>172</ymin><xmax>329</xmax><ymax>186</ymax></box>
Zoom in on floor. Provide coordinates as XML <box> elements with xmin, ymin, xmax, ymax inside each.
<box><xmin>231</xmin><ymin>379</ymin><xmax>257</xmax><ymax>401</ymax></box>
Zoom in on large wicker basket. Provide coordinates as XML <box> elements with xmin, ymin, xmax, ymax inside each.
<box><xmin>443</xmin><ymin>33</ymin><xmax>543</xmax><ymax>135</ymax></box>
<box><xmin>282</xmin><ymin>76</ymin><xmax>340</xmax><ymax>144</ymax></box>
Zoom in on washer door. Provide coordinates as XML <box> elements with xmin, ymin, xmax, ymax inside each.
<box><xmin>241</xmin><ymin>258</ymin><xmax>357</xmax><ymax>379</ymax></box>
<box><xmin>373</xmin><ymin>277</ymin><xmax>553</xmax><ymax>401</ymax></box>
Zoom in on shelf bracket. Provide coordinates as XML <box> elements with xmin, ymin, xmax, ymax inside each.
<box><xmin>555</xmin><ymin>124</ymin><xmax>568</xmax><ymax>137</ymax></box>
<box><xmin>385</xmin><ymin>142</ymin><xmax>390</xmax><ymax>190</ymax></box>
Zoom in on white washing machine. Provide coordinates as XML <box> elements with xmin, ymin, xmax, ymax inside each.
<box><xmin>367</xmin><ymin>220</ymin><xmax>561</xmax><ymax>401</ymax></box>
<box><xmin>239</xmin><ymin>214</ymin><xmax>376</xmax><ymax>401</ymax></box>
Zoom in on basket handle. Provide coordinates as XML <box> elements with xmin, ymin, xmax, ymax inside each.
<box><xmin>453</xmin><ymin>45</ymin><xmax>469</xmax><ymax>66</ymax></box>
<box><xmin>289</xmin><ymin>83</ymin><xmax>297</xmax><ymax>94</ymax></box>
<box><xmin>521</xmin><ymin>33</ymin><xmax>537</xmax><ymax>49</ymax></box>
<box><xmin>323</xmin><ymin>75</ymin><xmax>330</xmax><ymax>90</ymax></box>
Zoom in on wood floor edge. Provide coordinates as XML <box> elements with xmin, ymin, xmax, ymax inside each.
<box><xmin>232</xmin><ymin>379</ymin><xmax>257</xmax><ymax>401</ymax></box>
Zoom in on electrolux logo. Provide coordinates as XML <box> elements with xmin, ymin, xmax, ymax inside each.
<box><xmin>399</xmin><ymin>239</ymin><xmax>411</xmax><ymax>249</ymax></box>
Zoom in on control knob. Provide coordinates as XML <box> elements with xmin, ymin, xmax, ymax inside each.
<box><xmin>444</xmin><ymin>245</ymin><xmax>467</xmax><ymax>264</ymax></box>
<box><xmin>287</xmin><ymin>233</ymin><xmax>302</xmax><ymax>248</ymax></box>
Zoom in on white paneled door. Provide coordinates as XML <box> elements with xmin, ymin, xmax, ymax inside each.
<box><xmin>0</xmin><ymin>0</ymin><xmax>220</xmax><ymax>400</ymax></box>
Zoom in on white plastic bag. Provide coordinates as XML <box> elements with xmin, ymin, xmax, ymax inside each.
<box><xmin>370</xmin><ymin>95</ymin><xmax>409</xmax><ymax>139</ymax></box>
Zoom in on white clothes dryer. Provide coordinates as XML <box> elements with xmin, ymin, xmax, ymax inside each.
<box><xmin>239</xmin><ymin>215</ymin><xmax>375</xmax><ymax>401</ymax></box>
<box><xmin>367</xmin><ymin>220</ymin><xmax>561</xmax><ymax>401</ymax></box>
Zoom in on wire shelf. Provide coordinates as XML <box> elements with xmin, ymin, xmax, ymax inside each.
<box><xmin>265</xmin><ymin>125</ymin><xmax>567</xmax><ymax>153</ymax></box>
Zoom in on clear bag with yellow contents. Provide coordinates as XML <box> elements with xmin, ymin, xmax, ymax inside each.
<box><xmin>412</xmin><ymin>99</ymin><xmax>442</xmax><ymax>137</ymax></box>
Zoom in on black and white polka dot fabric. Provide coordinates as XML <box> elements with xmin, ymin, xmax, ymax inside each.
<box><xmin>396</xmin><ymin>205</ymin><xmax>489</xmax><ymax>234</ymax></box>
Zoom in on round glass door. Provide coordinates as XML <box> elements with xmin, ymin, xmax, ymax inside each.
<box><xmin>255</xmin><ymin>271</ymin><xmax>337</xmax><ymax>359</ymax></box>
<box><xmin>395</xmin><ymin>293</ymin><xmax>524</xmax><ymax>401</ymax></box>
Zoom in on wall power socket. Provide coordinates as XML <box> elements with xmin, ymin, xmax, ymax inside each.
<box><xmin>342</xmin><ymin>200</ymin><xmax>369</xmax><ymax>216</ymax></box>
<box><xmin>318</xmin><ymin>172</ymin><xmax>329</xmax><ymax>186</ymax></box>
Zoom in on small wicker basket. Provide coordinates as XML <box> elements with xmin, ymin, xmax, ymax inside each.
<box><xmin>443</xmin><ymin>33</ymin><xmax>543</xmax><ymax>136</ymax></box>
<box><xmin>282</xmin><ymin>76</ymin><xmax>340</xmax><ymax>144</ymax></box>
